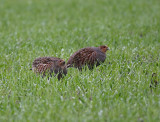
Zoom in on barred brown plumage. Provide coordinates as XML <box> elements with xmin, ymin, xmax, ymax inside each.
<box><xmin>67</xmin><ymin>45</ymin><xmax>109</xmax><ymax>70</ymax></box>
<box><xmin>32</xmin><ymin>57</ymin><xmax>67</xmax><ymax>80</ymax></box>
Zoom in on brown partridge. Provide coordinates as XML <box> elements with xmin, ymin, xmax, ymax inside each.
<box><xmin>67</xmin><ymin>45</ymin><xmax>109</xmax><ymax>70</ymax></box>
<box><xmin>32</xmin><ymin>57</ymin><xmax>67</xmax><ymax>80</ymax></box>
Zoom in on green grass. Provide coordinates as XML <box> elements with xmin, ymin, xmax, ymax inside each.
<box><xmin>0</xmin><ymin>0</ymin><xmax>160</xmax><ymax>121</ymax></box>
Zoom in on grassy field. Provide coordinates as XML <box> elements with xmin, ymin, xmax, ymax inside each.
<box><xmin>0</xmin><ymin>0</ymin><xmax>160</xmax><ymax>121</ymax></box>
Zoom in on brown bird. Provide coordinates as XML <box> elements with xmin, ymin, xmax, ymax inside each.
<box><xmin>67</xmin><ymin>45</ymin><xmax>109</xmax><ymax>70</ymax></box>
<box><xmin>31</xmin><ymin>57</ymin><xmax>67</xmax><ymax>80</ymax></box>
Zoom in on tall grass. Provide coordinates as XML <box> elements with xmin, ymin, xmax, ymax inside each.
<box><xmin>0</xmin><ymin>0</ymin><xmax>160</xmax><ymax>121</ymax></box>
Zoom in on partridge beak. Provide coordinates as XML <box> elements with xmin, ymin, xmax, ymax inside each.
<box><xmin>62</xmin><ymin>61</ymin><xmax>65</xmax><ymax>65</ymax></box>
<box><xmin>61</xmin><ymin>60</ymin><xmax>65</xmax><ymax>65</ymax></box>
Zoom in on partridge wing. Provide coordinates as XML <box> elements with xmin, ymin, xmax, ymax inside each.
<box><xmin>71</xmin><ymin>48</ymin><xmax>97</xmax><ymax>68</ymax></box>
<box><xmin>33</xmin><ymin>57</ymin><xmax>59</xmax><ymax>67</ymax></box>
<box><xmin>40</xmin><ymin>57</ymin><xmax>58</xmax><ymax>64</ymax></box>
<box><xmin>34</xmin><ymin>62</ymin><xmax>54</xmax><ymax>75</ymax></box>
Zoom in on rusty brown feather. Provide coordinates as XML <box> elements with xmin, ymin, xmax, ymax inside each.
<box><xmin>32</xmin><ymin>57</ymin><xmax>67</xmax><ymax>80</ymax></box>
<box><xmin>67</xmin><ymin>45</ymin><xmax>109</xmax><ymax>70</ymax></box>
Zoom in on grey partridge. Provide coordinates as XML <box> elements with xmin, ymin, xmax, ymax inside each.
<box><xmin>67</xmin><ymin>45</ymin><xmax>109</xmax><ymax>70</ymax></box>
<box><xmin>32</xmin><ymin>57</ymin><xmax>67</xmax><ymax>80</ymax></box>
